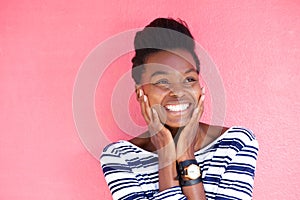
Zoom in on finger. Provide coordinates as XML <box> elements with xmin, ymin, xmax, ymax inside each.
<box><xmin>193</xmin><ymin>86</ymin><xmax>205</xmax><ymax>110</ymax></box>
<box><xmin>151</xmin><ymin>108</ymin><xmax>163</xmax><ymax>129</ymax></box>
<box><xmin>197</xmin><ymin>95</ymin><xmax>205</xmax><ymax>121</ymax></box>
<box><xmin>149</xmin><ymin>108</ymin><xmax>164</xmax><ymax>135</ymax></box>
<box><xmin>137</xmin><ymin>89</ymin><xmax>151</xmax><ymax>124</ymax></box>
<box><xmin>194</xmin><ymin>95</ymin><xmax>205</xmax><ymax>123</ymax></box>
<box><xmin>194</xmin><ymin>87</ymin><xmax>205</xmax><ymax>120</ymax></box>
<box><xmin>186</xmin><ymin>90</ymin><xmax>205</xmax><ymax>127</ymax></box>
<box><xmin>189</xmin><ymin>106</ymin><xmax>200</xmax><ymax>125</ymax></box>
<box><xmin>197</xmin><ymin>87</ymin><xmax>205</xmax><ymax>120</ymax></box>
<box><xmin>201</xmin><ymin>86</ymin><xmax>206</xmax><ymax>96</ymax></box>
<box><xmin>143</xmin><ymin>95</ymin><xmax>153</xmax><ymax>122</ymax></box>
<box><xmin>136</xmin><ymin>88</ymin><xmax>143</xmax><ymax>100</ymax></box>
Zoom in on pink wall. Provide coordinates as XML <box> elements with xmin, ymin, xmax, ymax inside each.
<box><xmin>1</xmin><ymin>0</ymin><xmax>299</xmax><ymax>199</ymax></box>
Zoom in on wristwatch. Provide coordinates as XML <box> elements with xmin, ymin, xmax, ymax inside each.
<box><xmin>178</xmin><ymin>159</ymin><xmax>202</xmax><ymax>186</ymax></box>
<box><xmin>178</xmin><ymin>159</ymin><xmax>201</xmax><ymax>179</ymax></box>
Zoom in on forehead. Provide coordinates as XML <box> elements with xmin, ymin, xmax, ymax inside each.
<box><xmin>143</xmin><ymin>49</ymin><xmax>197</xmax><ymax>75</ymax></box>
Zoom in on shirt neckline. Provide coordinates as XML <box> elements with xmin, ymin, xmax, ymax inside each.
<box><xmin>120</xmin><ymin>126</ymin><xmax>235</xmax><ymax>156</ymax></box>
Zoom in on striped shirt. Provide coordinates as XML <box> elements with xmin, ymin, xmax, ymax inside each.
<box><xmin>101</xmin><ymin>126</ymin><xmax>259</xmax><ymax>200</ymax></box>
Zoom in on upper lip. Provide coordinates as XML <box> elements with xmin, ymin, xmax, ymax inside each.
<box><xmin>164</xmin><ymin>97</ymin><xmax>193</xmax><ymax>104</ymax></box>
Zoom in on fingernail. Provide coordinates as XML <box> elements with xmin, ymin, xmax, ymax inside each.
<box><xmin>200</xmin><ymin>94</ymin><xmax>205</xmax><ymax>102</ymax></box>
<box><xmin>143</xmin><ymin>95</ymin><xmax>147</xmax><ymax>102</ymax></box>
<box><xmin>137</xmin><ymin>89</ymin><xmax>141</xmax><ymax>98</ymax></box>
<box><xmin>202</xmin><ymin>87</ymin><xmax>206</xmax><ymax>94</ymax></box>
<box><xmin>137</xmin><ymin>89</ymin><xmax>142</xmax><ymax>98</ymax></box>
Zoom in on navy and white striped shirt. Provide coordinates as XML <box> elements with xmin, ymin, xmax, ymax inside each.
<box><xmin>101</xmin><ymin>126</ymin><xmax>259</xmax><ymax>200</ymax></box>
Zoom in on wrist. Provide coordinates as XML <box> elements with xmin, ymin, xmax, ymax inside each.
<box><xmin>177</xmin><ymin>150</ymin><xmax>195</xmax><ymax>162</ymax></box>
<box><xmin>158</xmin><ymin>158</ymin><xmax>179</xmax><ymax>191</ymax></box>
<box><xmin>177</xmin><ymin>159</ymin><xmax>202</xmax><ymax>187</ymax></box>
<box><xmin>158</xmin><ymin>151</ymin><xmax>177</xmax><ymax>169</ymax></box>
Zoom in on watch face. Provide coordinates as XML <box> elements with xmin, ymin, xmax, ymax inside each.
<box><xmin>187</xmin><ymin>164</ymin><xmax>201</xmax><ymax>179</ymax></box>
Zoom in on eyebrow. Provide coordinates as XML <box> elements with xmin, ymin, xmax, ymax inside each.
<box><xmin>150</xmin><ymin>68</ymin><xmax>198</xmax><ymax>78</ymax></box>
<box><xmin>184</xmin><ymin>68</ymin><xmax>198</xmax><ymax>74</ymax></box>
<box><xmin>150</xmin><ymin>71</ymin><xmax>169</xmax><ymax>78</ymax></box>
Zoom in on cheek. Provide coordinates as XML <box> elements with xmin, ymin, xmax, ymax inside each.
<box><xmin>142</xmin><ymin>85</ymin><xmax>168</xmax><ymax>106</ymax></box>
<box><xmin>191</xmin><ymin>85</ymin><xmax>201</xmax><ymax>101</ymax></box>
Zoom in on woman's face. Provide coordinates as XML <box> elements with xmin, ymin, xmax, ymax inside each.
<box><xmin>138</xmin><ymin>49</ymin><xmax>201</xmax><ymax>128</ymax></box>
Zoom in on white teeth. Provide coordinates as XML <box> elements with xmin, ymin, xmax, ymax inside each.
<box><xmin>165</xmin><ymin>104</ymin><xmax>189</xmax><ymax>112</ymax></box>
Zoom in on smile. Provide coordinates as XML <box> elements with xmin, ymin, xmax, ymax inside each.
<box><xmin>165</xmin><ymin>103</ymin><xmax>190</xmax><ymax>112</ymax></box>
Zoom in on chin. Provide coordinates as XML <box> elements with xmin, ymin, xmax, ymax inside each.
<box><xmin>164</xmin><ymin>118</ymin><xmax>190</xmax><ymax>128</ymax></box>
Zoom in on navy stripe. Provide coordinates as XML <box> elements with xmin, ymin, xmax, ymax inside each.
<box><xmin>230</xmin><ymin>127</ymin><xmax>255</xmax><ymax>141</ymax></box>
<box><xmin>120</xmin><ymin>190</ymin><xmax>157</xmax><ymax>200</ymax></box>
<box><xmin>215</xmin><ymin>193</ymin><xmax>241</xmax><ymax>200</ymax></box>
<box><xmin>100</xmin><ymin>127</ymin><xmax>258</xmax><ymax>200</ymax></box>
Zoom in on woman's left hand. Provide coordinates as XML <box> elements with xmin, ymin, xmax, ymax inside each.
<box><xmin>176</xmin><ymin>88</ymin><xmax>205</xmax><ymax>161</ymax></box>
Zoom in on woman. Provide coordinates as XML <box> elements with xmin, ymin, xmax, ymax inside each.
<box><xmin>101</xmin><ymin>18</ymin><xmax>258</xmax><ymax>200</ymax></box>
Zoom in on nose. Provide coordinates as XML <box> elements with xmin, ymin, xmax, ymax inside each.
<box><xmin>168</xmin><ymin>82</ymin><xmax>187</xmax><ymax>97</ymax></box>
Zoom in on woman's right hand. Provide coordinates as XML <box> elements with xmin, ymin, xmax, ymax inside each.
<box><xmin>138</xmin><ymin>89</ymin><xmax>179</xmax><ymax>191</ymax></box>
<box><xmin>137</xmin><ymin>89</ymin><xmax>176</xmax><ymax>165</ymax></box>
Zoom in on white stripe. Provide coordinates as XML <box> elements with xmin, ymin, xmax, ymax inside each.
<box><xmin>100</xmin><ymin>126</ymin><xmax>258</xmax><ymax>200</ymax></box>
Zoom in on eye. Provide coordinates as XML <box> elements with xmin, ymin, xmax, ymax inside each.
<box><xmin>154</xmin><ymin>79</ymin><xmax>170</xmax><ymax>85</ymax></box>
<box><xmin>184</xmin><ymin>77</ymin><xmax>197</xmax><ymax>83</ymax></box>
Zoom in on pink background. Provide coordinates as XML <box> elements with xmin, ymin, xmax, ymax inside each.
<box><xmin>1</xmin><ymin>0</ymin><xmax>300</xmax><ymax>199</ymax></box>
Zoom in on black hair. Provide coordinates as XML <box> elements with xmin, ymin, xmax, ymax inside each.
<box><xmin>131</xmin><ymin>18</ymin><xmax>200</xmax><ymax>84</ymax></box>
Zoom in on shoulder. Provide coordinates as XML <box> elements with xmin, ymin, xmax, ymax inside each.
<box><xmin>100</xmin><ymin>140</ymin><xmax>144</xmax><ymax>162</ymax></box>
<box><xmin>205</xmin><ymin>126</ymin><xmax>259</xmax><ymax>165</ymax></box>
<box><xmin>201</xmin><ymin>123</ymin><xmax>256</xmax><ymax>143</ymax></box>
<box><xmin>225</xmin><ymin>126</ymin><xmax>258</xmax><ymax>145</ymax></box>
<box><xmin>220</xmin><ymin>126</ymin><xmax>259</xmax><ymax>154</ymax></box>
<box><xmin>101</xmin><ymin>140</ymin><xmax>126</xmax><ymax>153</ymax></box>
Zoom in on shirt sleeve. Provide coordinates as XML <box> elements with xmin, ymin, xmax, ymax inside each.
<box><xmin>214</xmin><ymin>128</ymin><xmax>259</xmax><ymax>200</ymax></box>
<box><xmin>100</xmin><ymin>142</ymin><xmax>187</xmax><ymax>200</ymax></box>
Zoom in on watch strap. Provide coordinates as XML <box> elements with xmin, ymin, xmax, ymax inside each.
<box><xmin>180</xmin><ymin>176</ymin><xmax>202</xmax><ymax>187</ymax></box>
<box><xmin>177</xmin><ymin>159</ymin><xmax>202</xmax><ymax>186</ymax></box>
<box><xmin>178</xmin><ymin>159</ymin><xmax>198</xmax><ymax>172</ymax></box>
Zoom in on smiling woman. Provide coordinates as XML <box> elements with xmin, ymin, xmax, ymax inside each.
<box><xmin>100</xmin><ymin>18</ymin><xmax>259</xmax><ymax>200</ymax></box>
<box><xmin>139</xmin><ymin>49</ymin><xmax>201</xmax><ymax>128</ymax></box>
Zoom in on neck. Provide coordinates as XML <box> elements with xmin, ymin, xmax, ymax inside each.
<box><xmin>164</xmin><ymin>124</ymin><xmax>203</xmax><ymax>149</ymax></box>
<box><xmin>164</xmin><ymin>124</ymin><xmax>182</xmax><ymax>138</ymax></box>
<box><xmin>164</xmin><ymin>125</ymin><xmax>188</xmax><ymax>147</ymax></box>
